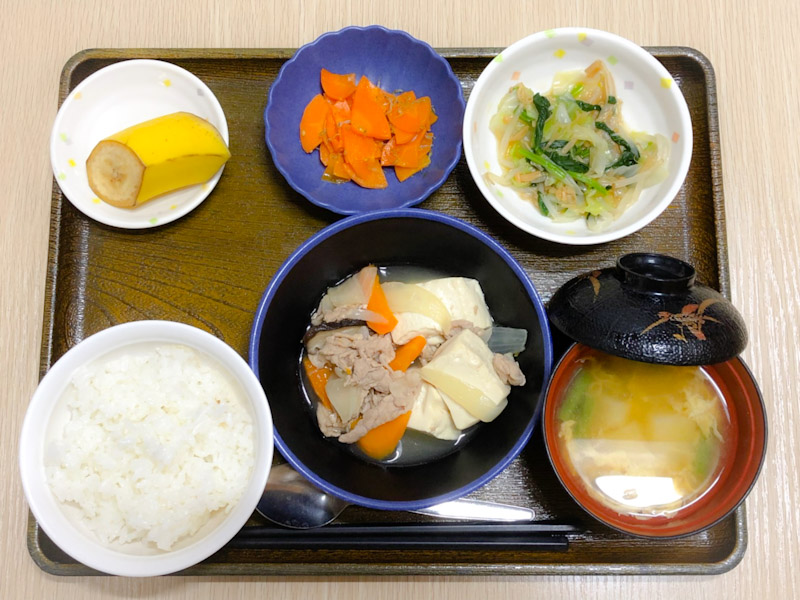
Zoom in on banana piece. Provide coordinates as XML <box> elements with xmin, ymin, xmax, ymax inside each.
<box><xmin>86</xmin><ymin>112</ymin><xmax>230</xmax><ymax>208</ymax></box>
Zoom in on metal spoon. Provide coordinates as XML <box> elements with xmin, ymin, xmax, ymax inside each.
<box><xmin>257</xmin><ymin>463</ymin><xmax>537</xmax><ymax>529</ymax></box>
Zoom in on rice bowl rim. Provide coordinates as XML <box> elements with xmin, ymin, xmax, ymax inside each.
<box><xmin>18</xmin><ymin>320</ymin><xmax>273</xmax><ymax>577</ymax></box>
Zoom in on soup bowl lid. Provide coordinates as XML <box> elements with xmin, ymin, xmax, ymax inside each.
<box><xmin>548</xmin><ymin>253</ymin><xmax>748</xmax><ymax>365</ymax></box>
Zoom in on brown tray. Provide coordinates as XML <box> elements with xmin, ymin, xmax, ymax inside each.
<box><xmin>31</xmin><ymin>47</ymin><xmax>742</xmax><ymax>576</ymax></box>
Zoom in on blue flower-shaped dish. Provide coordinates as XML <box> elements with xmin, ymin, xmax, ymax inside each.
<box><xmin>265</xmin><ymin>26</ymin><xmax>465</xmax><ymax>215</ymax></box>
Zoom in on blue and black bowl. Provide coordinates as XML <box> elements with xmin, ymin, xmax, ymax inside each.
<box><xmin>249</xmin><ymin>209</ymin><xmax>553</xmax><ymax>510</ymax></box>
<box><xmin>264</xmin><ymin>26</ymin><xmax>465</xmax><ymax>215</ymax></box>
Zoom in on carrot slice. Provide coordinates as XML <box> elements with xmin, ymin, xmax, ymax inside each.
<box><xmin>365</xmin><ymin>274</ymin><xmax>397</xmax><ymax>334</ymax></box>
<box><xmin>300</xmin><ymin>94</ymin><xmax>330</xmax><ymax>153</ymax></box>
<box><xmin>342</xmin><ymin>125</ymin><xmax>387</xmax><ymax>188</ymax></box>
<box><xmin>322</xmin><ymin>150</ymin><xmax>353</xmax><ymax>182</ymax></box>
<box><xmin>328</xmin><ymin>98</ymin><xmax>352</xmax><ymax>127</ymax></box>
<box><xmin>351</xmin><ymin>76</ymin><xmax>392</xmax><ymax>140</ymax></box>
<box><xmin>392</xmin><ymin>128</ymin><xmax>418</xmax><ymax>145</ymax></box>
<box><xmin>303</xmin><ymin>357</ymin><xmax>333</xmax><ymax>411</ymax></box>
<box><xmin>320</xmin><ymin>69</ymin><xmax>357</xmax><ymax>100</ymax></box>
<box><xmin>389</xmin><ymin>336</ymin><xmax>427</xmax><ymax>371</ymax></box>
<box><xmin>319</xmin><ymin>142</ymin><xmax>330</xmax><ymax>166</ymax></box>
<box><xmin>388</xmin><ymin>93</ymin><xmax>433</xmax><ymax>134</ymax></box>
<box><xmin>379</xmin><ymin>137</ymin><xmax>398</xmax><ymax>166</ymax></box>
<box><xmin>396</xmin><ymin>152</ymin><xmax>431</xmax><ymax>182</ymax></box>
<box><xmin>323</xmin><ymin>110</ymin><xmax>343</xmax><ymax>152</ymax></box>
<box><xmin>357</xmin><ymin>411</ymin><xmax>412</xmax><ymax>459</ymax></box>
<box><xmin>392</xmin><ymin>131</ymin><xmax>433</xmax><ymax>168</ymax></box>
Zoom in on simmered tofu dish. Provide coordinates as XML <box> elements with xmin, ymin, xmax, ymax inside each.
<box><xmin>301</xmin><ymin>265</ymin><xmax>528</xmax><ymax>465</ymax></box>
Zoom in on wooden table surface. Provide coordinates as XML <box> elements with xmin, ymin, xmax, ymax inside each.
<box><xmin>2</xmin><ymin>0</ymin><xmax>798</xmax><ymax>597</ymax></box>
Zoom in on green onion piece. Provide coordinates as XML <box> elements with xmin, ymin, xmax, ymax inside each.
<box><xmin>607</xmin><ymin>95</ymin><xmax>617</xmax><ymax>104</ymax></box>
<box><xmin>570</xmin><ymin>83</ymin><xmax>584</xmax><ymax>98</ymax></box>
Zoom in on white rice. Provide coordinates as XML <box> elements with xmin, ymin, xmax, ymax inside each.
<box><xmin>45</xmin><ymin>343</ymin><xmax>255</xmax><ymax>551</ymax></box>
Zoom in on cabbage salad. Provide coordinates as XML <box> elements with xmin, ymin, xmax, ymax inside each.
<box><xmin>488</xmin><ymin>60</ymin><xmax>669</xmax><ymax>230</ymax></box>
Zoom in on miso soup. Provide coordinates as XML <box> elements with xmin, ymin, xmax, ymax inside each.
<box><xmin>555</xmin><ymin>351</ymin><xmax>731</xmax><ymax>519</ymax></box>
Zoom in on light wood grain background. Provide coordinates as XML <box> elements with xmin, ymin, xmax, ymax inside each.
<box><xmin>2</xmin><ymin>0</ymin><xmax>798</xmax><ymax>597</ymax></box>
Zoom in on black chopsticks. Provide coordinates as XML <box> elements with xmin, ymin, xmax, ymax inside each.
<box><xmin>228</xmin><ymin>522</ymin><xmax>578</xmax><ymax>551</ymax></box>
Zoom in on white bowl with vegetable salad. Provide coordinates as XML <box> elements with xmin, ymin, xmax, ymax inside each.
<box><xmin>464</xmin><ymin>28</ymin><xmax>692</xmax><ymax>245</ymax></box>
<box><xmin>19</xmin><ymin>321</ymin><xmax>273</xmax><ymax>576</ymax></box>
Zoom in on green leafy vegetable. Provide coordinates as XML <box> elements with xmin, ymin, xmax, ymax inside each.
<box><xmin>532</xmin><ymin>93</ymin><xmax>551</xmax><ymax>149</ymax></box>
<box><xmin>576</xmin><ymin>99</ymin><xmax>602</xmax><ymax>112</ymax></box>
<box><xmin>596</xmin><ymin>121</ymin><xmax>640</xmax><ymax>168</ymax></box>
<box><xmin>544</xmin><ymin>149</ymin><xmax>589</xmax><ymax>173</ymax></box>
<box><xmin>537</xmin><ymin>191</ymin><xmax>549</xmax><ymax>216</ymax></box>
<box><xmin>515</xmin><ymin>145</ymin><xmax>607</xmax><ymax>195</ymax></box>
<box><xmin>607</xmin><ymin>95</ymin><xmax>617</xmax><ymax>104</ymax></box>
<box><xmin>558</xmin><ymin>371</ymin><xmax>593</xmax><ymax>437</ymax></box>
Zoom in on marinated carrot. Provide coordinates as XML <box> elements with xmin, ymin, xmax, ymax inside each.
<box><xmin>389</xmin><ymin>335</ymin><xmax>427</xmax><ymax>372</ymax></box>
<box><xmin>387</xmin><ymin>92</ymin><xmax>433</xmax><ymax>134</ymax></box>
<box><xmin>302</xmin><ymin>356</ymin><xmax>334</xmax><ymax>411</ymax></box>
<box><xmin>300</xmin><ymin>69</ymin><xmax>437</xmax><ymax>186</ymax></box>
<box><xmin>396</xmin><ymin>152</ymin><xmax>431</xmax><ymax>182</ymax></box>
<box><xmin>299</xmin><ymin>94</ymin><xmax>330</xmax><ymax>153</ymax></box>
<box><xmin>320</xmin><ymin>68</ymin><xmax>357</xmax><ymax>100</ymax></box>
<box><xmin>351</xmin><ymin>76</ymin><xmax>392</xmax><ymax>140</ymax></box>
<box><xmin>357</xmin><ymin>411</ymin><xmax>412</xmax><ymax>459</ymax></box>
<box><xmin>342</xmin><ymin>125</ymin><xmax>387</xmax><ymax>189</ymax></box>
<box><xmin>365</xmin><ymin>274</ymin><xmax>397</xmax><ymax>334</ymax></box>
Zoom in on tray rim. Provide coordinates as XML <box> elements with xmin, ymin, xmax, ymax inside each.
<box><xmin>31</xmin><ymin>45</ymin><xmax>743</xmax><ymax>577</ymax></box>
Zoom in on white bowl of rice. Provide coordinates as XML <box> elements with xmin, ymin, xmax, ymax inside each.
<box><xmin>463</xmin><ymin>27</ymin><xmax>692</xmax><ymax>245</ymax></box>
<box><xmin>19</xmin><ymin>321</ymin><xmax>273</xmax><ymax>577</ymax></box>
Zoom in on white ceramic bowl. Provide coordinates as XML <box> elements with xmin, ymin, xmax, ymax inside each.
<box><xmin>50</xmin><ymin>59</ymin><xmax>229</xmax><ymax>229</ymax></box>
<box><xmin>463</xmin><ymin>28</ymin><xmax>693</xmax><ymax>245</ymax></box>
<box><xmin>19</xmin><ymin>321</ymin><xmax>273</xmax><ymax>577</ymax></box>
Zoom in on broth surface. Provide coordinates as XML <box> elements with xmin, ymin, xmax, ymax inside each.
<box><xmin>556</xmin><ymin>352</ymin><xmax>731</xmax><ymax>518</ymax></box>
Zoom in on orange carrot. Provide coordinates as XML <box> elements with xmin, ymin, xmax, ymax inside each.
<box><xmin>342</xmin><ymin>125</ymin><xmax>387</xmax><ymax>189</ymax></box>
<box><xmin>320</xmin><ymin>69</ymin><xmax>357</xmax><ymax>100</ymax></box>
<box><xmin>302</xmin><ymin>356</ymin><xmax>333</xmax><ymax>411</ymax></box>
<box><xmin>351</xmin><ymin>76</ymin><xmax>392</xmax><ymax>140</ymax></box>
<box><xmin>384</xmin><ymin>131</ymin><xmax>433</xmax><ymax>169</ymax></box>
<box><xmin>301</xmin><ymin>69</ymin><xmax>435</xmax><ymax>187</ymax></box>
<box><xmin>300</xmin><ymin>94</ymin><xmax>330</xmax><ymax>153</ymax></box>
<box><xmin>357</xmin><ymin>411</ymin><xmax>412</xmax><ymax>459</ymax></box>
<box><xmin>388</xmin><ymin>93</ymin><xmax>434</xmax><ymax>134</ymax></box>
<box><xmin>365</xmin><ymin>274</ymin><xmax>397</xmax><ymax>334</ymax></box>
<box><xmin>322</xmin><ymin>150</ymin><xmax>353</xmax><ymax>182</ymax></box>
<box><xmin>323</xmin><ymin>110</ymin><xmax>343</xmax><ymax>152</ymax></box>
<box><xmin>328</xmin><ymin>98</ymin><xmax>352</xmax><ymax>127</ymax></box>
<box><xmin>396</xmin><ymin>152</ymin><xmax>431</xmax><ymax>181</ymax></box>
<box><xmin>389</xmin><ymin>336</ymin><xmax>426</xmax><ymax>371</ymax></box>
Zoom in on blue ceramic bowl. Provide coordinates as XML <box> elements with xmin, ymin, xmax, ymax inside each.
<box><xmin>249</xmin><ymin>209</ymin><xmax>553</xmax><ymax>510</ymax></box>
<box><xmin>265</xmin><ymin>26</ymin><xmax>465</xmax><ymax>215</ymax></box>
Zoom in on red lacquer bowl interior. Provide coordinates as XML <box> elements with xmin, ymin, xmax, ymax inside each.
<box><xmin>543</xmin><ymin>343</ymin><xmax>767</xmax><ymax>538</ymax></box>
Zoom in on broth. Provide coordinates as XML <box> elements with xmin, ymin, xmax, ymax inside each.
<box><xmin>555</xmin><ymin>351</ymin><xmax>731</xmax><ymax>519</ymax></box>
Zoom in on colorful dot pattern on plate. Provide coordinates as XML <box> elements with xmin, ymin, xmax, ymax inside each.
<box><xmin>49</xmin><ymin>59</ymin><xmax>229</xmax><ymax>230</ymax></box>
<box><xmin>462</xmin><ymin>27</ymin><xmax>693</xmax><ymax>245</ymax></box>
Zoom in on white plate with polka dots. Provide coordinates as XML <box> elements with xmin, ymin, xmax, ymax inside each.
<box><xmin>463</xmin><ymin>28</ymin><xmax>693</xmax><ymax>245</ymax></box>
<box><xmin>50</xmin><ymin>59</ymin><xmax>229</xmax><ymax>229</ymax></box>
